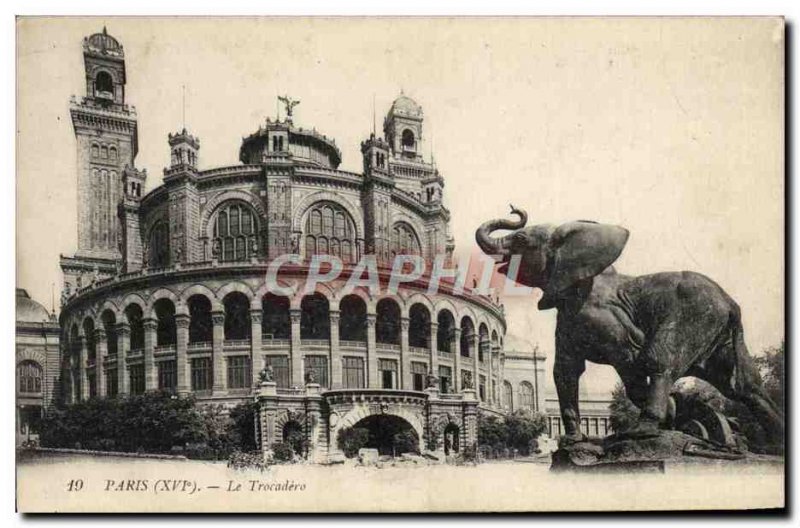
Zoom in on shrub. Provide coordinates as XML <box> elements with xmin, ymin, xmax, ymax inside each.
<box><xmin>476</xmin><ymin>410</ymin><xmax>549</xmax><ymax>458</ymax></box>
<box><xmin>392</xmin><ymin>429</ymin><xmax>419</xmax><ymax>455</ymax></box>
<box><xmin>271</xmin><ymin>441</ymin><xmax>295</xmax><ymax>462</ymax></box>
<box><xmin>505</xmin><ymin>410</ymin><xmax>548</xmax><ymax>456</ymax></box>
<box><xmin>337</xmin><ymin>427</ymin><xmax>370</xmax><ymax>458</ymax></box>
<box><xmin>228</xmin><ymin>450</ymin><xmax>270</xmax><ymax>472</ymax></box>
<box><xmin>38</xmin><ymin>393</ymin><xmax>261</xmax><ymax>460</ymax></box>
<box><xmin>609</xmin><ymin>383</ymin><xmax>640</xmax><ymax>433</ymax></box>
<box><xmin>39</xmin><ymin>392</ymin><xmax>208</xmax><ymax>454</ymax></box>
<box><xmin>228</xmin><ymin>401</ymin><xmax>259</xmax><ymax>452</ymax></box>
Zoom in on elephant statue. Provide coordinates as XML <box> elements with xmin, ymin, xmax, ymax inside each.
<box><xmin>476</xmin><ymin>206</ymin><xmax>784</xmax><ymax>449</ymax></box>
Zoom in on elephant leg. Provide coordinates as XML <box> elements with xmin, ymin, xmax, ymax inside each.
<box><xmin>700</xmin><ymin>324</ymin><xmax>784</xmax><ymax>448</ymax></box>
<box><xmin>618</xmin><ymin>368</ymin><xmax>648</xmax><ymax>410</ymax></box>
<box><xmin>640</xmin><ymin>373</ymin><xmax>673</xmax><ymax>428</ymax></box>
<box><xmin>553</xmin><ymin>354</ymin><xmax>586</xmax><ymax>444</ymax></box>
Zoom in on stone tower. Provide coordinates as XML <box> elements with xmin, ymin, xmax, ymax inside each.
<box><xmin>61</xmin><ymin>28</ymin><xmax>141</xmax><ymax>297</ymax></box>
<box><xmin>69</xmin><ymin>27</ymin><xmax>138</xmax><ymax>261</ymax></box>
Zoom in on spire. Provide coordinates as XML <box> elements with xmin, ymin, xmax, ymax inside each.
<box><xmin>182</xmin><ymin>84</ymin><xmax>186</xmax><ymax>130</ymax></box>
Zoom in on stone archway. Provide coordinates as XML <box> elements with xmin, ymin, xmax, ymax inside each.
<box><xmin>444</xmin><ymin>423</ymin><xmax>460</xmax><ymax>455</ymax></box>
<box><xmin>331</xmin><ymin>401</ymin><xmax>426</xmax><ymax>457</ymax></box>
<box><xmin>352</xmin><ymin>414</ymin><xmax>420</xmax><ymax>456</ymax></box>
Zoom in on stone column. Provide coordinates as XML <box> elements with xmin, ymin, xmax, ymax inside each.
<box><xmin>329</xmin><ymin>310</ymin><xmax>342</xmax><ymax>389</ymax></box>
<box><xmin>488</xmin><ymin>344</ymin><xmax>495</xmax><ymax>406</ymax></box>
<box><xmin>471</xmin><ymin>335</ymin><xmax>479</xmax><ymax>399</ymax></box>
<box><xmin>489</xmin><ymin>345</ymin><xmax>496</xmax><ymax>407</ymax></box>
<box><xmin>175</xmin><ymin>314</ymin><xmax>190</xmax><ymax>394</ymax></box>
<box><xmin>366</xmin><ymin>313</ymin><xmax>378</xmax><ymax>388</ymax></box>
<box><xmin>116</xmin><ymin>322</ymin><xmax>130</xmax><ymax>395</ymax></box>
<box><xmin>452</xmin><ymin>328</ymin><xmax>461</xmax><ymax>392</ymax></box>
<box><xmin>400</xmin><ymin>316</ymin><xmax>411</xmax><ymax>390</ymax></box>
<box><xmin>212</xmin><ymin>311</ymin><xmax>225</xmax><ymax>392</ymax></box>
<box><xmin>143</xmin><ymin>318</ymin><xmax>158</xmax><ymax>392</ymax></box>
<box><xmin>499</xmin><ymin>351</ymin><xmax>506</xmax><ymax>406</ymax></box>
<box><xmin>94</xmin><ymin>328</ymin><xmax>107</xmax><ymax>398</ymax></box>
<box><xmin>290</xmin><ymin>308</ymin><xmax>303</xmax><ymax>387</ymax></box>
<box><xmin>78</xmin><ymin>336</ymin><xmax>89</xmax><ymax>401</ymax></box>
<box><xmin>250</xmin><ymin>308</ymin><xmax>263</xmax><ymax>388</ymax></box>
<box><xmin>429</xmin><ymin>322</ymin><xmax>439</xmax><ymax>382</ymax></box>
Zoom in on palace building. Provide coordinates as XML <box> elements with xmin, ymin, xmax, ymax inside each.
<box><xmin>56</xmin><ymin>29</ymin><xmax>555</xmax><ymax>460</ymax></box>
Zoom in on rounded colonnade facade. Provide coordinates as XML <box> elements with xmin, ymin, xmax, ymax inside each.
<box><xmin>60</xmin><ymin>272</ymin><xmax>506</xmax><ymax>404</ymax></box>
<box><xmin>59</xmin><ymin>29</ymin><xmax>514</xmax><ymax>460</ymax></box>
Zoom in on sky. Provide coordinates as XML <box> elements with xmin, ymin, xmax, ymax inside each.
<box><xmin>16</xmin><ymin>17</ymin><xmax>784</xmax><ymax>394</ymax></box>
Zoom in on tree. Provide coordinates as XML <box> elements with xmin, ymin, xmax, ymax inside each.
<box><xmin>754</xmin><ymin>341</ymin><xmax>785</xmax><ymax>413</ymax></box>
<box><xmin>336</xmin><ymin>427</ymin><xmax>370</xmax><ymax>458</ymax></box>
<box><xmin>477</xmin><ymin>410</ymin><xmax>548</xmax><ymax>458</ymax></box>
<box><xmin>609</xmin><ymin>382</ymin><xmax>640</xmax><ymax>433</ymax></box>
<box><xmin>505</xmin><ymin>410</ymin><xmax>548</xmax><ymax>455</ymax></box>
<box><xmin>477</xmin><ymin>413</ymin><xmax>508</xmax><ymax>456</ymax></box>
<box><xmin>228</xmin><ymin>401</ymin><xmax>258</xmax><ymax>452</ymax></box>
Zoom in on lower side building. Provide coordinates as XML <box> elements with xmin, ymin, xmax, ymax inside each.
<box><xmin>15</xmin><ymin>289</ymin><xmax>60</xmax><ymax>446</ymax></box>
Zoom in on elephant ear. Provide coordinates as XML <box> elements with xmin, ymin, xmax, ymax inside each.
<box><xmin>544</xmin><ymin>221</ymin><xmax>629</xmax><ymax>297</ymax></box>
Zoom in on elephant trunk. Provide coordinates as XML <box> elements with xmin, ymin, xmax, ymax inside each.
<box><xmin>475</xmin><ymin>205</ymin><xmax>528</xmax><ymax>255</ymax></box>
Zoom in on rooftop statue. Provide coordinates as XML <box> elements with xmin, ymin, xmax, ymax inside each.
<box><xmin>278</xmin><ymin>95</ymin><xmax>300</xmax><ymax>122</ymax></box>
<box><xmin>476</xmin><ymin>206</ymin><xmax>784</xmax><ymax>458</ymax></box>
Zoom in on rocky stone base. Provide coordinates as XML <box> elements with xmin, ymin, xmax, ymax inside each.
<box><xmin>550</xmin><ymin>430</ymin><xmax>751</xmax><ymax>472</ymax></box>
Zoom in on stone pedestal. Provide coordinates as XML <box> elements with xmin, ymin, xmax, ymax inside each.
<box><xmin>259</xmin><ymin>381</ymin><xmax>277</xmax><ymax>397</ymax></box>
<box><xmin>306</xmin><ymin>383</ymin><xmax>321</xmax><ymax>396</ymax></box>
<box><xmin>462</xmin><ymin>388</ymin><xmax>477</xmax><ymax>401</ymax></box>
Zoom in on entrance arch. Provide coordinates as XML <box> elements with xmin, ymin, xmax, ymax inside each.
<box><xmin>351</xmin><ymin>414</ymin><xmax>420</xmax><ymax>456</ymax></box>
<box><xmin>332</xmin><ymin>401</ymin><xmax>426</xmax><ymax>457</ymax></box>
<box><xmin>444</xmin><ymin>423</ymin><xmax>460</xmax><ymax>455</ymax></box>
<box><xmin>282</xmin><ymin>420</ymin><xmax>306</xmax><ymax>456</ymax></box>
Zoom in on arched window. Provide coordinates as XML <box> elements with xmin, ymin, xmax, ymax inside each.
<box><xmin>101</xmin><ymin>310</ymin><xmax>117</xmax><ymax>357</ymax></box>
<box><xmin>300</xmin><ymin>293</ymin><xmax>330</xmax><ymax>340</ymax></box>
<box><xmin>91</xmin><ymin>144</ymin><xmax>100</xmax><ymax>158</ymax></box>
<box><xmin>223</xmin><ymin>292</ymin><xmax>251</xmax><ymax>341</ymax></box>
<box><xmin>339</xmin><ymin>295</ymin><xmax>367</xmax><ymax>342</ymax></box>
<box><xmin>437</xmin><ymin>310</ymin><xmax>455</xmax><ymax>353</ymax></box>
<box><xmin>401</xmin><ymin>129</ymin><xmax>415</xmax><ymax>148</ymax></box>
<box><xmin>17</xmin><ymin>361</ymin><xmax>42</xmax><ymax>394</ymax></box>
<box><xmin>125</xmin><ymin>305</ymin><xmax>145</xmax><ymax>351</ymax></box>
<box><xmin>503</xmin><ymin>380</ymin><xmax>514</xmax><ymax>411</ymax></box>
<box><xmin>304</xmin><ymin>202</ymin><xmax>356</xmax><ymax>263</ymax></box>
<box><xmin>109</xmin><ymin>146</ymin><xmax>118</xmax><ymax>161</ymax></box>
<box><xmin>95</xmin><ymin>71</ymin><xmax>113</xmax><ymax>95</ymax></box>
<box><xmin>408</xmin><ymin>304</ymin><xmax>430</xmax><ymax>349</ymax></box>
<box><xmin>149</xmin><ymin>221</ymin><xmax>170</xmax><ymax>268</ymax></box>
<box><xmin>188</xmin><ymin>295</ymin><xmax>212</xmax><ymax>343</ymax></box>
<box><xmin>518</xmin><ymin>381</ymin><xmax>534</xmax><ymax>412</ymax></box>
<box><xmin>478</xmin><ymin>323</ymin><xmax>489</xmax><ymax>362</ymax></box>
<box><xmin>213</xmin><ymin>202</ymin><xmax>257</xmax><ymax>262</ymax></box>
<box><xmin>154</xmin><ymin>299</ymin><xmax>177</xmax><ymax>346</ymax></box>
<box><xmin>376</xmin><ymin>298</ymin><xmax>401</xmax><ymax>345</ymax></box>
<box><xmin>262</xmin><ymin>294</ymin><xmax>290</xmax><ymax>340</ymax></box>
<box><xmin>391</xmin><ymin>222</ymin><xmax>421</xmax><ymax>257</ymax></box>
<box><xmin>83</xmin><ymin>318</ymin><xmax>96</xmax><ymax>364</ymax></box>
<box><xmin>460</xmin><ymin>317</ymin><xmax>474</xmax><ymax>358</ymax></box>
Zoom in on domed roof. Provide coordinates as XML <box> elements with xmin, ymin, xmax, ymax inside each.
<box><xmin>84</xmin><ymin>27</ymin><xmax>124</xmax><ymax>57</ymax></box>
<box><xmin>390</xmin><ymin>93</ymin><xmax>423</xmax><ymax>118</ymax></box>
<box><xmin>16</xmin><ymin>289</ymin><xmax>52</xmax><ymax>324</ymax></box>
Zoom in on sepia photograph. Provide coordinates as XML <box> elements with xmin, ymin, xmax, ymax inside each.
<box><xmin>13</xmin><ymin>15</ymin><xmax>786</xmax><ymax>513</ymax></box>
